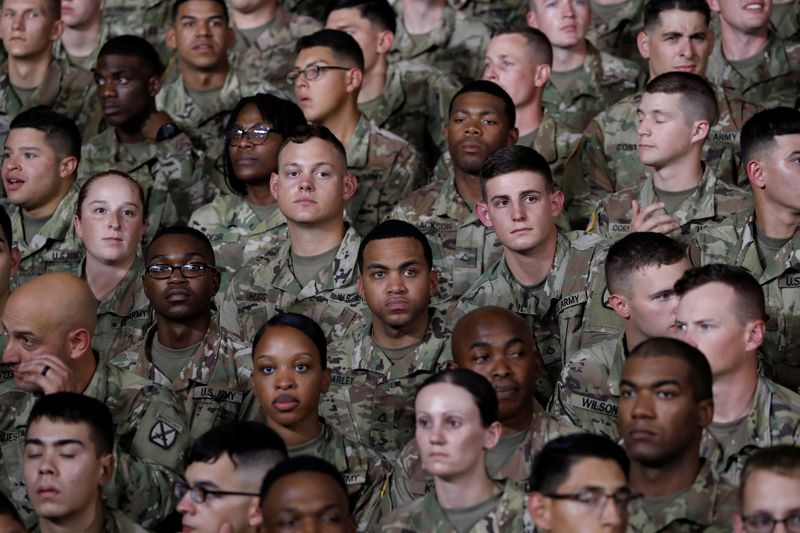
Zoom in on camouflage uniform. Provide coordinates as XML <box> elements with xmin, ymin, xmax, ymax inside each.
<box><xmin>542</xmin><ymin>41</ymin><xmax>643</xmax><ymax>133</ymax></box>
<box><xmin>189</xmin><ymin>194</ymin><xmax>288</xmax><ymax>302</ymax></box>
<box><xmin>8</xmin><ymin>185</ymin><xmax>84</xmax><ymax>289</ymax></box>
<box><xmin>0</xmin><ymin>361</ymin><xmax>190</xmax><ymax>528</ymax></box>
<box><xmin>453</xmin><ymin>232</ymin><xmax>623</xmax><ymax>392</ymax></box>
<box><xmin>282</xmin><ymin>0</ymin><xmax>328</xmax><ymax>21</ymax></box>
<box><xmin>84</xmin><ymin>256</ymin><xmax>154</xmax><ymax>362</ymax></box>
<box><xmin>231</xmin><ymin>5</ymin><xmax>321</xmax><ymax>91</ymax></box>
<box><xmin>626</xmin><ymin>459</ymin><xmax>739</xmax><ymax>533</ymax></box>
<box><xmin>102</xmin><ymin>507</ymin><xmax>150</xmax><ymax>533</ymax></box>
<box><xmin>390</xmin><ymin>400</ymin><xmax>570</xmax><ymax>508</ymax></box>
<box><xmin>345</xmin><ymin>115</ymin><xmax>428</xmax><ymax>236</ymax></box>
<box><xmin>388</xmin><ymin>176</ymin><xmax>502</xmax><ymax>307</ymax></box>
<box><xmin>109</xmin><ymin>318</ymin><xmax>253</xmax><ymax>440</ymax></box>
<box><xmin>590</xmin><ymin>164</ymin><xmax>752</xmax><ymax>243</ymax></box>
<box><xmin>51</xmin><ymin>21</ymin><xmax>112</xmax><ymax>70</ymax></box>
<box><xmin>706</xmin><ymin>30</ymin><xmax>800</xmax><ymax>109</ymax></box>
<box><xmin>321</xmin><ymin>307</ymin><xmax>452</xmax><ymax>455</ymax></box>
<box><xmin>382</xmin><ymin>479</ymin><xmax>531</xmax><ymax>533</ymax></box>
<box><xmin>700</xmin><ymin>377</ymin><xmax>800</xmax><ymax>486</ymax></box>
<box><xmin>771</xmin><ymin>0</ymin><xmax>800</xmax><ymax>42</ymax></box>
<box><xmin>690</xmin><ymin>209</ymin><xmax>800</xmax><ymax>391</ymax></box>
<box><xmin>219</xmin><ymin>225</ymin><xmax>368</xmax><ymax>343</ymax></box>
<box><xmin>80</xmin><ymin>126</ymin><xmax>208</xmax><ymax>243</ymax></box>
<box><xmin>585</xmin><ymin>0</ymin><xmax>644</xmax><ymax>63</ymax></box>
<box><xmin>100</xmin><ymin>0</ymin><xmax>172</xmax><ymax>60</ymax></box>
<box><xmin>563</xmin><ymin>86</ymin><xmax>762</xmax><ymax>227</ymax></box>
<box><xmin>358</xmin><ymin>60</ymin><xmax>459</xmax><ymax>168</ymax></box>
<box><xmin>550</xmin><ymin>332</ymin><xmax>625</xmax><ymax>441</ymax></box>
<box><xmin>390</xmin><ymin>1</ymin><xmax>490</xmax><ymax>84</ymax></box>
<box><xmin>444</xmin><ymin>0</ymin><xmax>529</xmax><ymax>27</ymax></box>
<box><xmin>287</xmin><ymin>418</ymin><xmax>390</xmax><ymax>533</ymax></box>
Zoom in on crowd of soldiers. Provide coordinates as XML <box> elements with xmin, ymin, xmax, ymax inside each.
<box><xmin>0</xmin><ymin>0</ymin><xmax>799</xmax><ymax>531</ymax></box>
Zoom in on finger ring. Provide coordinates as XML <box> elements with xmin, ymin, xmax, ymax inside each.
<box><xmin>41</xmin><ymin>365</ymin><xmax>50</xmax><ymax>376</ymax></box>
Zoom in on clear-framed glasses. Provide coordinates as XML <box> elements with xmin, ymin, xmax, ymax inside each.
<box><xmin>145</xmin><ymin>262</ymin><xmax>216</xmax><ymax>280</ymax></box>
<box><xmin>741</xmin><ymin>511</ymin><xmax>800</xmax><ymax>533</ymax></box>
<box><xmin>542</xmin><ymin>487</ymin><xmax>642</xmax><ymax>513</ymax></box>
<box><xmin>285</xmin><ymin>64</ymin><xmax>350</xmax><ymax>85</ymax></box>
<box><xmin>173</xmin><ymin>481</ymin><xmax>259</xmax><ymax>504</ymax></box>
<box><xmin>225</xmin><ymin>124</ymin><xmax>277</xmax><ymax>145</ymax></box>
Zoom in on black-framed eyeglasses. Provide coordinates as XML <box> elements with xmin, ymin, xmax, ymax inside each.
<box><xmin>225</xmin><ymin>124</ymin><xmax>278</xmax><ymax>145</ymax></box>
<box><xmin>285</xmin><ymin>65</ymin><xmax>350</xmax><ymax>85</ymax></box>
<box><xmin>540</xmin><ymin>488</ymin><xmax>641</xmax><ymax>512</ymax></box>
<box><xmin>741</xmin><ymin>511</ymin><xmax>800</xmax><ymax>533</ymax></box>
<box><xmin>145</xmin><ymin>262</ymin><xmax>216</xmax><ymax>280</ymax></box>
<box><xmin>174</xmin><ymin>481</ymin><xmax>259</xmax><ymax>504</ymax></box>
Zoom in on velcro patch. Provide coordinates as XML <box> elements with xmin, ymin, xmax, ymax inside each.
<box><xmin>556</xmin><ymin>292</ymin><xmax>588</xmax><ymax>315</ymax></box>
<box><xmin>778</xmin><ymin>273</ymin><xmax>800</xmax><ymax>288</ymax></box>
<box><xmin>148</xmin><ymin>417</ymin><xmax>180</xmax><ymax>450</ymax></box>
<box><xmin>568</xmin><ymin>392</ymin><xmax>619</xmax><ymax>416</ymax></box>
<box><xmin>342</xmin><ymin>473</ymin><xmax>366</xmax><ymax>485</ymax></box>
<box><xmin>192</xmin><ymin>387</ymin><xmax>244</xmax><ymax>404</ymax></box>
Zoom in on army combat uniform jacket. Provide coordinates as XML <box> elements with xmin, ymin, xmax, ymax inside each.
<box><xmin>585</xmin><ymin>0</ymin><xmax>644</xmax><ymax>63</ymax></box>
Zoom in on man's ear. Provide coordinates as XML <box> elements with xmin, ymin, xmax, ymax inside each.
<box><xmin>98</xmin><ymin>453</ymin><xmax>115</xmax><ymax>486</ymax></box>
<box><xmin>58</xmin><ymin>156</ymin><xmax>79</xmax><ymax>179</ymax></box>
<box><xmin>148</xmin><ymin>75</ymin><xmax>162</xmax><ymax>98</ymax></box>
<box><xmin>534</xmin><ymin>63</ymin><xmax>551</xmax><ymax>88</ymax></box>
<box><xmin>475</xmin><ymin>202</ymin><xmax>493</xmax><ymax>228</ymax></box>
<box><xmin>342</xmin><ymin>173</ymin><xmax>357</xmax><ymax>200</ymax></box>
<box><xmin>608</xmin><ymin>293</ymin><xmax>631</xmax><ymax>319</ymax></box>
<box><xmin>270</xmin><ymin>172</ymin><xmax>281</xmax><ymax>200</ymax></box>
<box><xmin>67</xmin><ymin>328</ymin><xmax>92</xmax><ymax>360</ymax></box>
<box><xmin>247</xmin><ymin>497</ymin><xmax>263</xmax><ymax>529</ymax></box>
<box><xmin>166</xmin><ymin>27</ymin><xmax>177</xmax><ymax>50</ymax></box>
<box><xmin>345</xmin><ymin>68</ymin><xmax>363</xmax><ymax>94</ymax></box>
<box><xmin>9</xmin><ymin>246</ymin><xmax>20</xmax><ymax>276</ymax></box>
<box><xmin>376</xmin><ymin>30</ymin><xmax>394</xmax><ymax>54</ymax></box>
<box><xmin>527</xmin><ymin>492</ymin><xmax>553</xmax><ymax>531</ymax></box>
<box><xmin>697</xmin><ymin>397</ymin><xmax>714</xmax><ymax>428</ymax></box>
<box><xmin>747</xmin><ymin>159</ymin><xmax>766</xmax><ymax>190</ymax></box>
<box><xmin>637</xmin><ymin>31</ymin><xmax>651</xmax><ymax>60</ymax></box>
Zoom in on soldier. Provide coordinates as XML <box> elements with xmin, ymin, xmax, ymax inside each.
<box><xmin>618</xmin><ymin>337</ymin><xmax>738</xmax><ymax>532</ymax></box>
<box><xmin>388</xmin><ymin>80</ymin><xmax>519</xmax><ymax>306</ymax></box>
<box><xmin>690</xmin><ymin>107</ymin><xmax>800</xmax><ymax>392</ymax></box>
<box><xmin>325</xmin><ymin>0</ymin><xmax>460</xmax><ymax>167</ymax></box>
<box><xmin>82</xmin><ymin>36</ymin><xmax>207</xmax><ymax>242</ymax></box>
<box><xmin>435</xmin><ymin>0</ymin><xmax>529</xmax><ymax>28</ymax></box>
<box><xmin>673</xmin><ymin>265</ymin><xmax>800</xmax><ymax>484</ymax></box>
<box><xmin>526</xmin><ymin>433</ymin><xmax>635</xmax><ymax>533</ymax></box>
<box><xmin>99</xmin><ymin>0</ymin><xmax>171</xmax><ymax>61</ymax></box>
<box><xmin>0</xmin><ymin>273</ymin><xmax>190</xmax><ymax>528</ymax></box>
<box><xmin>483</xmin><ymin>27</ymin><xmax>582</xmax><ymax>190</ymax></box>
<box><xmin>456</xmin><ymin>145</ymin><xmax>622</xmax><ymax>397</ymax></box>
<box><xmin>74</xmin><ymin>172</ymin><xmax>152</xmax><ymax>361</ymax></box>
<box><xmin>390</xmin><ymin>0</ymin><xmax>491</xmax><ymax>83</ymax></box>
<box><xmin>389</xmin><ymin>306</ymin><xmax>571</xmax><ymax>508</ymax></box>
<box><xmin>176</xmin><ymin>421</ymin><xmax>288</xmax><ymax>533</ymax></box>
<box><xmin>229</xmin><ymin>0</ymin><xmax>322</xmax><ymax>90</ymax></box>
<box><xmin>259</xmin><ymin>456</ymin><xmax>357</xmax><ymax>533</ymax></box>
<box><xmin>290</xmin><ymin>29</ymin><xmax>426</xmax><ymax>235</ymax></box>
<box><xmin>24</xmin><ymin>393</ymin><xmax>148</xmax><ymax>533</ymax></box>
<box><xmin>585</xmin><ymin>0</ymin><xmax>644</xmax><ymax>61</ymax></box>
<box><xmin>553</xmin><ymin>232</ymin><xmax>689</xmax><ymax>439</ymax></box>
<box><xmin>55</xmin><ymin>0</ymin><xmax>107</xmax><ymax>69</ymax></box>
<box><xmin>527</xmin><ymin>0</ymin><xmax>642</xmax><ymax>132</ymax></box>
<box><xmin>2</xmin><ymin>107</ymin><xmax>84</xmax><ymax>288</ymax></box>
<box><xmin>771</xmin><ymin>0</ymin><xmax>800</xmax><ymax>41</ymax></box>
<box><xmin>591</xmin><ymin>72</ymin><xmax>751</xmax><ymax>242</ymax></box>
<box><xmin>219</xmin><ymin>125</ymin><xmax>367</xmax><ymax>343</ymax></box>
<box><xmin>0</xmin><ymin>0</ymin><xmax>99</xmax><ymax>142</ymax></box>
<box><xmin>250</xmin><ymin>313</ymin><xmax>389</xmax><ymax>532</ymax></box>
<box><xmin>0</xmin><ymin>206</ymin><xmax>20</xmax><ymax>368</ymax></box>
<box><xmin>733</xmin><ymin>446</ymin><xmax>800</xmax><ymax>533</ymax></box>
<box><xmin>322</xmin><ymin>220</ymin><xmax>451</xmax><ymax>454</ymax></box>
<box><xmin>110</xmin><ymin>226</ymin><xmax>253</xmax><ymax>440</ymax></box>
<box><xmin>188</xmin><ymin>94</ymin><xmax>306</xmax><ymax>300</ymax></box>
<box><xmin>564</xmin><ymin>0</ymin><xmax>761</xmax><ymax>228</ymax></box>
<box><xmin>707</xmin><ymin>0</ymin><xmax>800</xmax><ymax>109</ymax></box>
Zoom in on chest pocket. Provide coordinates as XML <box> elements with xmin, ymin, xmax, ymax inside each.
<box><xmin>189</xmin><ymin>386</ymin><xmax>244</xmax><ymax>439</ymax></box>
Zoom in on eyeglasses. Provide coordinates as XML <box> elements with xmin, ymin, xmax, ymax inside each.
<box><xmin>741</xmin><ymin>511</ymin><xmax>800</xmax><ymax>533</ymax></box>
<box><xmin>225</xmin><ymin>124</ymin><xmax>277</xmax><ymax>145</ymax></box>
<box><xmin>145</xmin><ymin>262</ymin><xmax>216</xmax><ymax>280</ymax></box>
<box><xmin>541</xmin><ymin>488</ymin><xmax>641</xmax><ymax>512</ymax></box>
<box><xmin>174</xmin><ymin>482</ymin><xmax>259</xmax><ymax>504</ymax></box>
<box><xmin>285</xmin><ymin>65</ymin><xmax>350</xmax><ymax>85</ymax></box>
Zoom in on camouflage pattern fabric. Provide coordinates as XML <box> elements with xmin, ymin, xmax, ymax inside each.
<box><xmin>585</xmin><ymin>0</ymin><xmax>645</xmax><ymax>64</ymax></box>
<box><xmin>100</xmin><ymin>0</ymin><xmax>172</xmax><ymax>61</ymax></box>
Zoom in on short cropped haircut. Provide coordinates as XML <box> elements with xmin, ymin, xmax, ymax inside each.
<box><xmin>645</xmin><ymin>71</ymin><xmax>718</xmax><ymax>125</ymax></box>
<box><xmin>479</xmin><ymin>145</ymin><xmax>554</xmax><ymax>199</ymax></box>
<box><xmin>674</xmin><ymin>264</ymin><xmax>767</xmax><ymax>323</ymax></box>
<box><xmin>223</xmin><ymin>94</ymin><xmax>307</xmax><ymax>196</ymax></box>
<box><xmin>260</xmin><ymin>456</ymin><xmax>349</xmax><ymax>507</ymax></box>
<box><xmin>76</xmin><ymin>170</ymin><xmax>146</xmax><ymax>220</ymax></box>
<box><xmin>97</xmin><ymin>35</ymin><xmax>163</xmax><ymax>76</ymax></box>
<box><xmin>526</xmin><ymin>433</ymin><xmax>629</xmax><ymax>493</ymax></box>
<box><xmin>27</xmin><ymin>393</ymin><xmax>114</xmax><ymax>456</ymax></box>
<box><xmin>628</xmin><ymin>337</ymin><xmax>713</xmax><ymax>402</ymax></box>
<box><xmin>253</xmin><ymin>313</ymin><xmax>328</xmax><ymax>369</ymax></box>
<box><xmin>417</xmin><ymin>369</ymin><xmax>499</xmax><ymax>427</ymax></box>
<box><xmin>295</xmin><ymin>29</ymin><xmax>365</xmax><ymax>72</ymax></box>
<box><xmin>0</xmin><ymin>492</ymin><xmax>23</xmax><ymax>527</ymax></box>
<box><xmin>643</xmin><ymin>0</ymin><xmax>710</xmax><ymax>33</ymax></box>
<box><xmin>188</xmin><ymin>422</ymin><xmax>287</xmax><ymax>474</ymax></box>
<box><xmin>739</xmin><ymin>445</ymin><xmax>800</xmax><ymax>505</ymax></box>
<box><xmin>449</xmin><ymin>80</ymin><xmax>516</xmax><ymax>129</ymax></box>
<box><xmin>327</xmin><ymin>0</ymin><xmax>396</xmax><ymax>34</ymax></box>
<box><xmin>491</xmin><ymin>25</ymin><xmax>553</xmax><ymax>67</ymax></box>
<box><xmin>357</xmin><ymin>219</ymin><xmax>433</xmax><ymax>271</ymax></box>
<box><xmin>9</xmin><ymin>106</ymin><xmax>81</xmax><ymax>162</ymax></box>
<box><xmin>741</xmin><ymin>107</ymin><xmax>800</xmax><ymax>165</ymax></box>
<box><xmin>606</xmin><ymin>232</ymin><xmax>686</xmax><ymax>295</ymax></box>
<box><xmin>0</xmin><ymin>204</ymin><xmax>12</xmax><ymax>247</ymax></box>
<box><xmin>146</xmin><ymin>225</ymin><xmax>216</xmax><ymax>265</ymax></box>
<box><xmin>172</xmin><ymin>0</ymin><xmax>228</xmax><ymax>22</ymax></box>
<box><xmin>277</xmin><ymin>124</ymin><xmax>348</xmax><ymax>170</ymax></box>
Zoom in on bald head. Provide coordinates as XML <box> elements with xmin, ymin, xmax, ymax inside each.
<box><xmin>453</xmin><ymin>306</ymin><xmax>535</xmax><ymax>363</ymax></box>
<box><xmin>7</xmin><ymin>273</ymin><xmax>97</xmax><ymax>335</ymax></box>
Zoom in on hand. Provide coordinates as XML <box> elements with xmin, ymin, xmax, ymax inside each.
<box><xmin>13</xmin><ymin>355</ymin><xmax>77</xmax><ymax>394</ymax></box>
<box><xmin>629</xmin><ymin>200</ymin><xmax>680</xmax><ymax>234</ymax></box>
